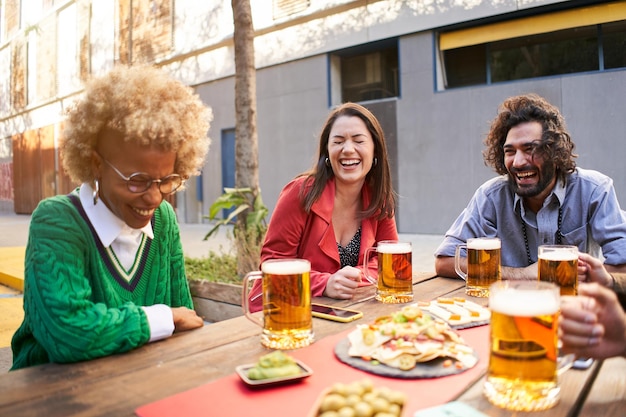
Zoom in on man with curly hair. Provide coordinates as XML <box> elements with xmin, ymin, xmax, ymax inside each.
<box><xmin>11</xmin><ymin>65</ymin><xmax>212</xmax><ymax>369</ymax></box>
<box><xmin>435</xmin><ymin>94</ymin><xmax>626</xmax><ymax>283</ymax></box>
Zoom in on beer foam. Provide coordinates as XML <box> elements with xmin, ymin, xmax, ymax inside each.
<box><xmin>377</xmin><ymin>242</ymin><xmax>412</xmax><ymax>254</ymax></box>
<box><xmin>490</xmin><ymin>288</ymin><xmax>558</xmax><ymax>316</ymax></box>
<box><xmin>538</xmin><ymin>251</ymin><xmax>577</xmax><ymax>261</ymax></box>
<box><xmin>467</xmin><ymin>238</ymin><xmax>501</xmax><ymax>250</ymax></box>
<box><xmin>262</xmin><ymin>260</ymin><xmax>310</xmax><ymax>274</ymax></box>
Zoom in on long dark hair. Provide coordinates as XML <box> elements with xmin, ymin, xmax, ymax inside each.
<box><xmin>483</xmin><ymin>94</ymin><xmax>577</xmax><ymax>184</ymax></box>
<box><xmin>299</xmin><ymin>102</ymin><xmax>396</xmax><ymax>220</ymax></box>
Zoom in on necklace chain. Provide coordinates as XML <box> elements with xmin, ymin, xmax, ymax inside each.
<box><xmin>520</xmin><ymin>206</ymin><xmax>562</xmax><ymax>265</ymax></box>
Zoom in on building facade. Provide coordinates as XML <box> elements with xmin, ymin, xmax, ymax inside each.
<box><xmin>1</xmin><ymin>0</ymin><xmax>625</xmax><ymax>234</ymax></box>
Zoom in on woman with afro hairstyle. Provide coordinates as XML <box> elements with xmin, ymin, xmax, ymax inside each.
<box><xmin>11</xmin><ymin>65</ymin><xmax>212</xmax><ymax>369</ymax></box>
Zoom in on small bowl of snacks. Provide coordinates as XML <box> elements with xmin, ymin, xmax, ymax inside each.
<box><xmin>236</xmin><ymin>351</ymin><xmax>312</xmax><ymax>388</ymax></box>
<box><xmin>309</xmin><ymin>378</ymin><xmax>406</xmax><ymax>417</ymax></box>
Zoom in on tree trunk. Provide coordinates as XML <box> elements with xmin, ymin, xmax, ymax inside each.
<box><xmin>231</xmin><ymin>0</ymin><xmax>260</xmax><ymax>276</ymax></box>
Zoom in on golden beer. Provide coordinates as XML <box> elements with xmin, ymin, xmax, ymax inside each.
<box><xmin>538</xmin><ymin>245</ymin><xmax>578</xmax><ymax>296</ymax></box>
<box><xmin>485</xmin><ymin>281</ymin><xmax>561</xmax><ymax>411</ymax></box>
<box><xmin>242</xmin><ymin>259</ymin><xmax>313</xmax><ymax>350</ymax></box>
<box><xmin>375</xmin><ymin>241</ymin><xmax>413</xmax><ymax>303</ymax></box>
<box><xmin>455</xmin><ymin>238</ymin><xmax>501</xmax><ymax>297</ymax></box>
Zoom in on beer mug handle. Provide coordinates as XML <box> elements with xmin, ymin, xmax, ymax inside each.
<box><xmin>454</xmin><ymin>244</ymin><xmax>467</xmax><ymax>281</ymax></box>
<box><xmin>241</xmin><ymin>271</ymin><xmax>264</xmax><ymax>328</ymax></box>
<box><xmin>362</xmin><ymin>247</ymin><xmax>378</xmax><ymax>285</ymax></box>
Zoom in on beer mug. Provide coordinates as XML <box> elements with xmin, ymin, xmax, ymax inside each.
<box><xmin>538</xmin><ymin>245</ymin><xmax>578</xmax><ymax>295</ymax></box>
<box><xmin>484</xmin><ymin>281</ymin><xmax>573</xmax><ymax>411</ymax></box>
<box><xmin>363</xmin><ymin>240</ymin><xmax>413</xmax><ymax>304</ymax></box>
<box><xmin>454</xmin><ymin>237</ymin><xmax>501</xmax><ymax>297</ymax></box>
<box><xmin>241</xmin><ymin>259</ymin><xmax>314</xmax><ymax>349</ymax></box>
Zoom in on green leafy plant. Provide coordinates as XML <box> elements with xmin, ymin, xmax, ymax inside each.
<box><xmin>203</xmin><ymin>187</ymin><xmax>268</xmax><ymax>278</ymax></box>
<box><xmin>203</xmin><ymin>187</ymin><xmax>268</xmax><ymax>242</ymax></box>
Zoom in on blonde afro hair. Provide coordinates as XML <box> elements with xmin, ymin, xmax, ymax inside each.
<box><xmin>61</xmin><ymin>64</ymin><xmax>212</xmax><ymax>183</ymax></box>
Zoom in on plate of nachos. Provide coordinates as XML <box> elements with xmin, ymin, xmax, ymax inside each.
<box><xmin>417</xmin><ymin>297</ymin><xmax>491</xmax><ymax>329</ymax></box>
<box><xmin>334</xmin><ymin>305</ymin><xmax>479</xmax><ymax>378</ymax></box>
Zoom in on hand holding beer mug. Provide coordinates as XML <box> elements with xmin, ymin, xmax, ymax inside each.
<box><xmin>538</xmin><ymin>245</ymin><xmax>579</xmax><ymax>295</ymax></box>
<box><xmin>485</xmin><ymin>281</ymin><xmax>574</xmax><ymax>411</ymax></box>
<box><xmin>363</xmin><ymin>240</ymin><xmax>413</xmax><ymax>303</ymax></box>
<box><xmin>454</xmin><ymin>237</ymin><xmax>501</xmax><ymax>297</ymax></box>
<box><xmin>242</xmin><ymin>259</ymin><xmax>314</xmax><ymax>349</ymax></box>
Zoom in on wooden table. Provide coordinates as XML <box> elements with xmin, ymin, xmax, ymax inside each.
<box><xmin>1</xmin><ymin>274</ymin><xmax>624</xmax><ymax>417</ymax></box>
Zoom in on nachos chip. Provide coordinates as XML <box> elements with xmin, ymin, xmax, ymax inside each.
<box><xmin>347</xmin><ymin>305</ymin><xmax>478</xmax><ymax>371</ymax></box>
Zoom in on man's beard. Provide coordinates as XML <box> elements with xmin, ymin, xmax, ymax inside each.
<box><xmin>508</xmin><ymin>161</ymin><xmax>556</xmax><ymax>198</ymax></box>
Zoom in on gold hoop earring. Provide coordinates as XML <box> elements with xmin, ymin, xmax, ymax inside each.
<box><xmin>93</xmin><ymin>179</ymin><xmax>100</xmax><ymax>205</ymax></box>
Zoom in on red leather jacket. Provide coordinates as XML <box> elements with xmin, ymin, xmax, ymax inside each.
<box><xmin>247</xmin><ymin>176</ymin><xmax>398</xmax><ymax>312</ymax></box>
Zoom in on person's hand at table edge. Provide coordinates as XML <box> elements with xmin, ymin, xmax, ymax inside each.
<box><xmin>172</xmin><ymin>307</ymin><xmax>204</xmax><ymax>332</ymax></box>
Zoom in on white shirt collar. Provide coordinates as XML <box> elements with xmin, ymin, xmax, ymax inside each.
<box><xmin>79</xmin><ymin>183</ymin><xmax>154</xmax><ymax>247</ymax></box>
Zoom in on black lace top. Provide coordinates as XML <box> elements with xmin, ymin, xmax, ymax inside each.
<box><xmin>337</xmin><ymin>227</ymin><xmax>361</xmax><ymax>268</ymax></box>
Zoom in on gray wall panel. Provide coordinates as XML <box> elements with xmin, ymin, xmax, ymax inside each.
<box><xmin>560</xmin><ymin>72</ymin><xmax>626</xmax><ymax>203</ymax></box>
<box><xmin>256</xmin><ymin>56</ymin><xmax>330</xmax><ymax>214</ymax></box>
<box><xmin>192</xmin><ymin>30</ymin><xmax>626</xmax><ymax>237</ymax></box>
<box><xmin>194</xmin><ymin>78</ymin><xmax>236</xmax><ymax>223</ymax></box>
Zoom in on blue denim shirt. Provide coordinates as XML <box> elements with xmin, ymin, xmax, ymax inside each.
<box><xmin>435</xmin><ymin>168</ymin><xmax>626</xmax><ymax>267</ymax></box>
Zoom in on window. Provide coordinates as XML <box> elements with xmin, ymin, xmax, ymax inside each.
<box><xmin>489</xmin><ymin>26</ymin><xmax>598</xmax><ymax>83</ymax></box>
<box><xmin>11</xmin><ymin>39</ymin><xmax>25</xmax><ymax>110</ymax></box>
<box><xmin>442</xmin><ymin>45</ymin><xmax>485</xmax><ymax>88</ymax></box>
<box><xmin>603</xmin><ymin>20</ymin><xmax>626</xmax><ymax>70</ymax></box>
<box><xmin>27</xmin><ymin>30</ymin><xmax>36</xmax><ymax>104</ymax></box>
<box><xmin>0</xmin><ymin>47</ymin><xmax>10</xmax><ymax>115</ymax></box>
<box><xmin>439</xmin><ymin>3</ymin><xmax>626</xmax><ymax>89</ymax></box>
<box><xmin>443</xmin><ymin>22</ymin><xmax>624</xmax><ymax>88</ymax></box>
<box><xmin>117</xmin><ymin>0</ymin><xmax>173</xmax><ymax>64</ymax></box>
<box><xmin>3</xmin><ymin>0</ymin><xmax>20</xmax><ymax>41</ymax></box>
<box><xmin>333</xmin><ymin>39</ymin><xmax>399</xmax><ymax>104</ymax></box>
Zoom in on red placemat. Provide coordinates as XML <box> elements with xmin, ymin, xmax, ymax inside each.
<box><xmin>135</xmin><ymin>326</ymin><xmax>489</xmax><ymax>417</ymax></box>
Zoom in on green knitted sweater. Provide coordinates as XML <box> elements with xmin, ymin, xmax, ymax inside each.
<box><xmin>11</xmin><ymin>192</ymin><xmax>193</xmax><ymax>370</ymax></box>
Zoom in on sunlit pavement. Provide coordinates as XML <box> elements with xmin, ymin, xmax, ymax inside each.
<box><xmin>0</xmin><ymin>285</ymin><xmax>22</xmax><ymax>348</ymax></box>
<box><xmin>0</xmin><ymin>283</ymin><xmax>22</xmax><ymax>372</ymax></box>
<box><xmin>0</xmin><ymin>246</ymin><xmax>25</xmax><ymax>350</ymax></box>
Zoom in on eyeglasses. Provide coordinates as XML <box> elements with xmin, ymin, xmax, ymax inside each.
<box><xmin>98</xmin><ymin>155</ymin><xmax>184</xmax><ymax>194</ymax></box>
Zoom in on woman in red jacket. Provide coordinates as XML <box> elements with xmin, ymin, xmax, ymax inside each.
<box><xmin>249</xmin><ymin>103</ymin><xmax>398</xmax><ymax>312</ymax></box>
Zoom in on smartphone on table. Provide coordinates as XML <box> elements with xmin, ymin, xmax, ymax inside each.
<box><xmin>311</xmin><ymin>303</ymin><xmax>363</xmax><ymax>322</ymax></box>
<box><xmin>573</xmin><ymin>357</ymin><xmax>594</xmax><ymax>370</ymax></box>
